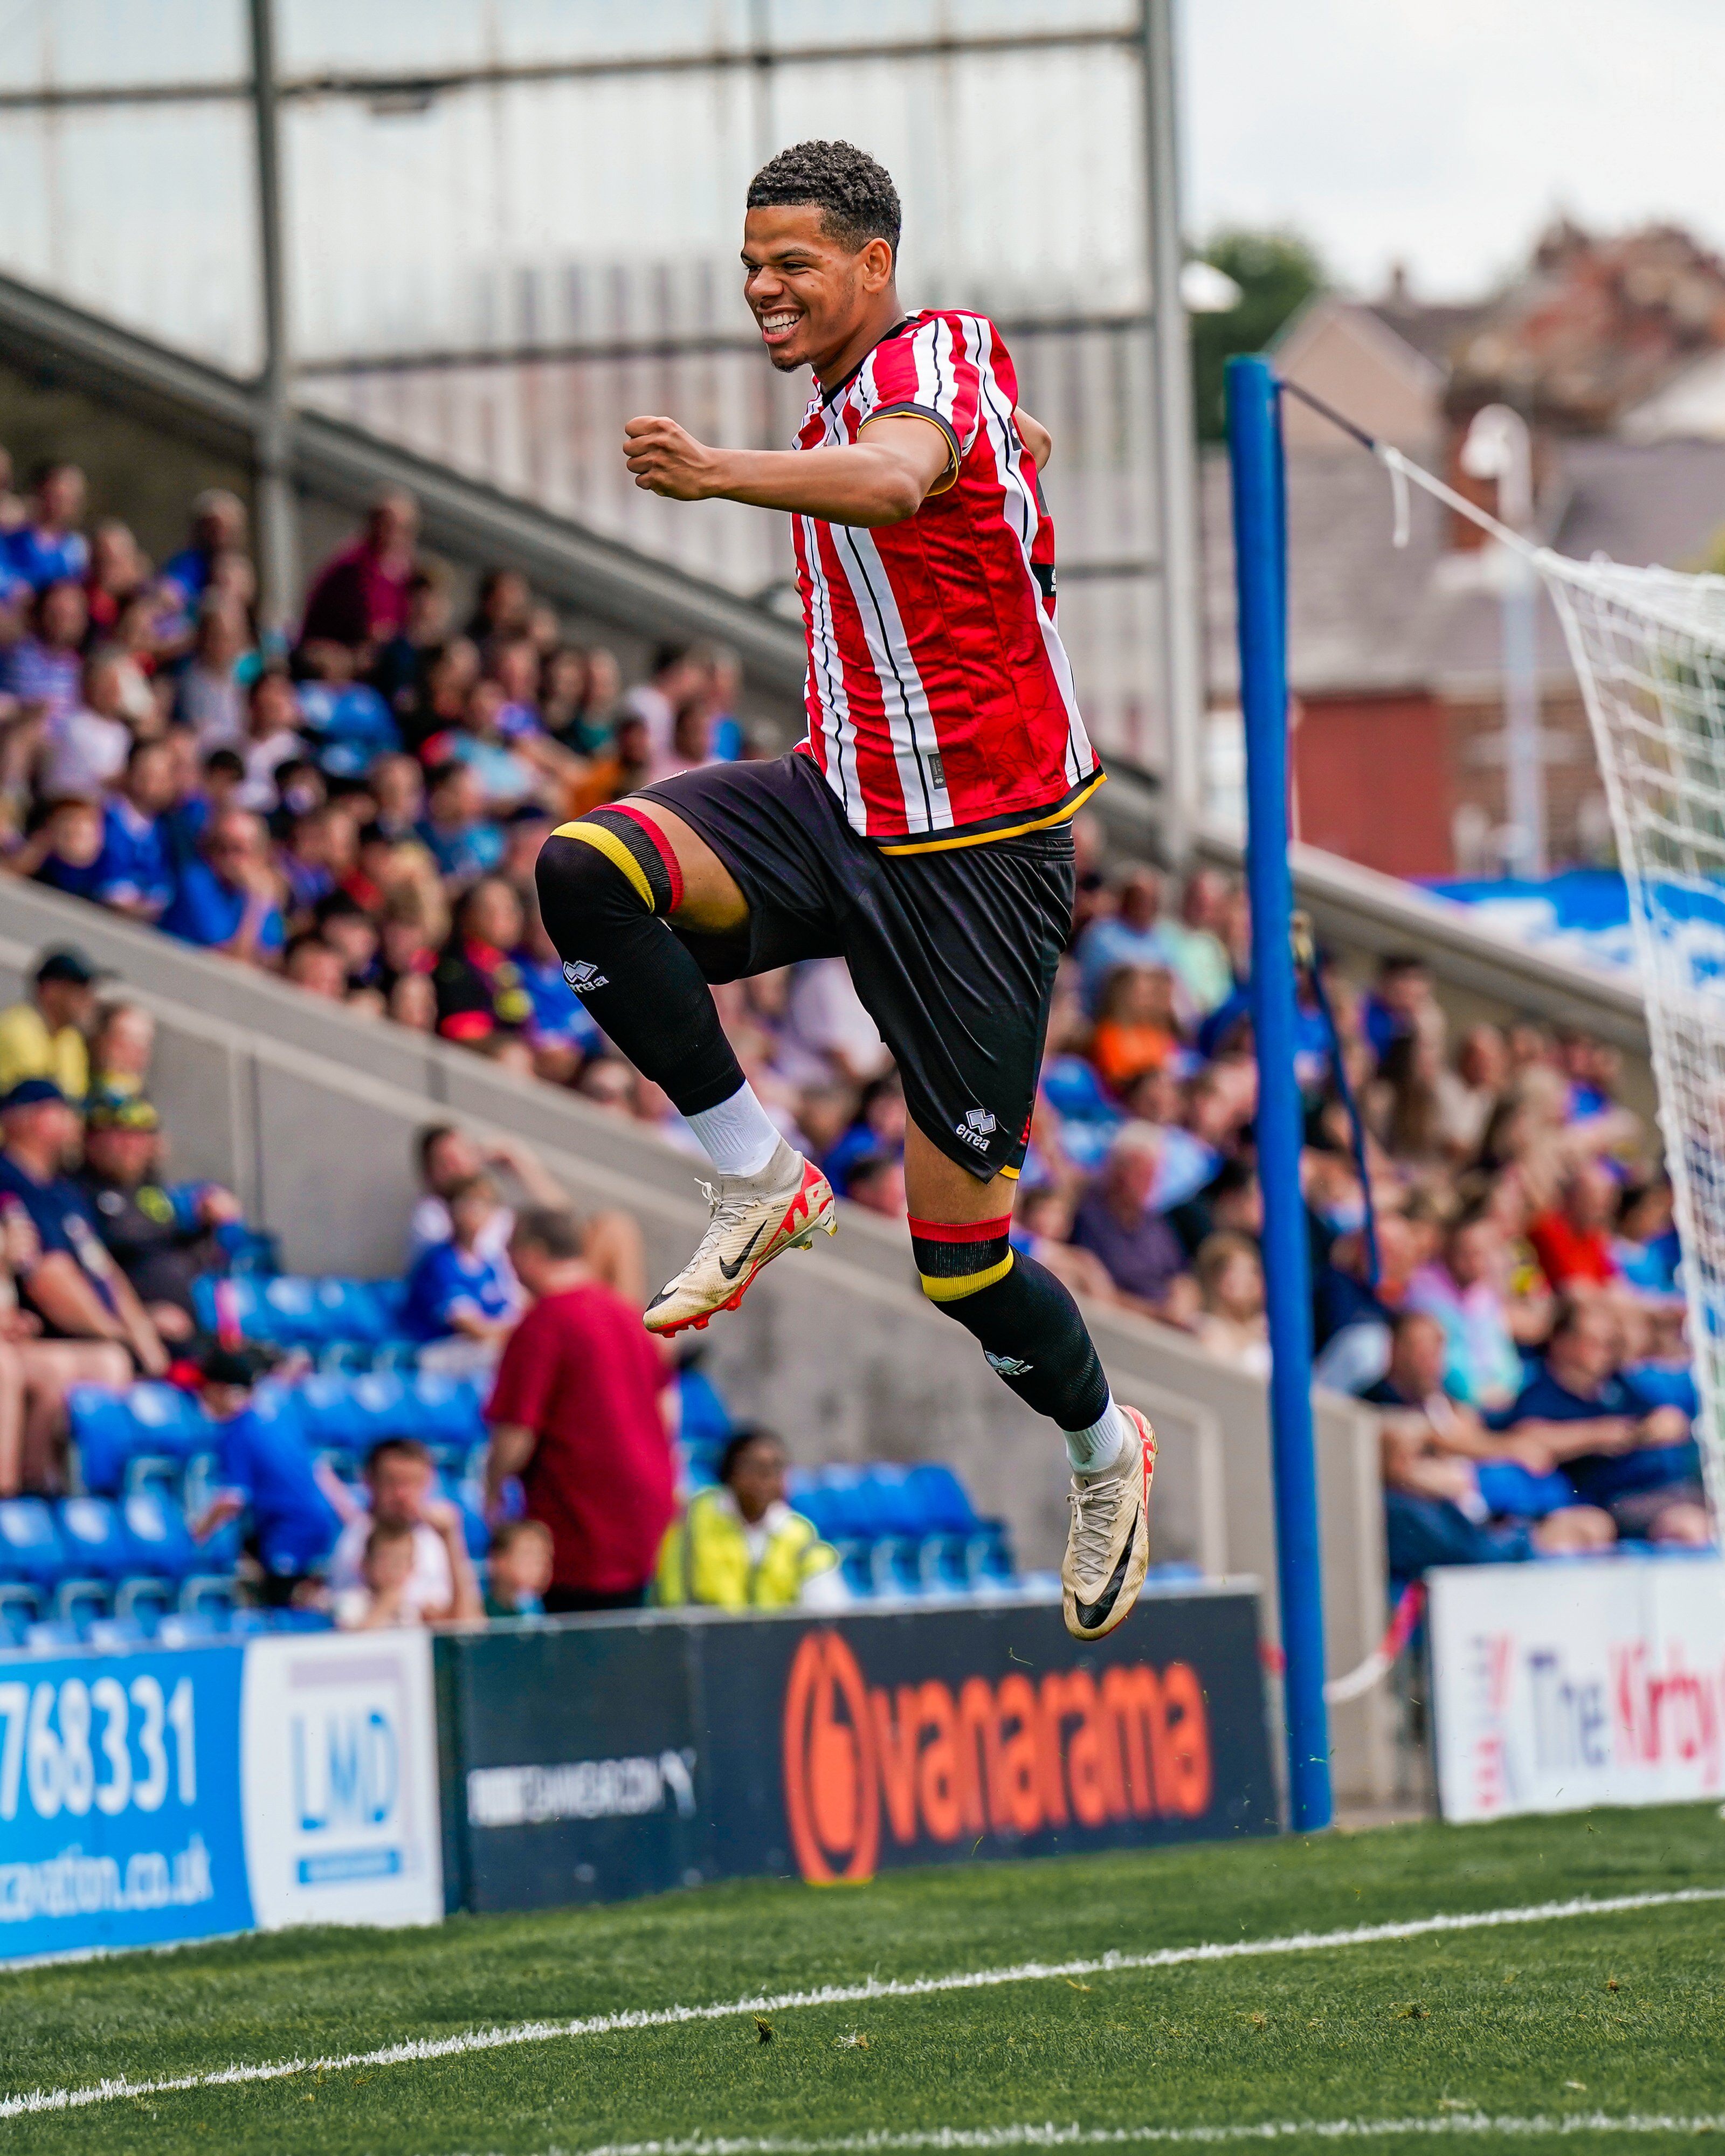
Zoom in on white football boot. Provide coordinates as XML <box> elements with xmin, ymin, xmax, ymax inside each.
<box><xmin>644</xmin><ymin>1137</ymin><xmax>836</xmax><ymax>1337</ymax></box>
<box><xmin>1061</xmin><ymin>1405</ymin><xmax>1158</xmax><ymax>1640</ymax></box>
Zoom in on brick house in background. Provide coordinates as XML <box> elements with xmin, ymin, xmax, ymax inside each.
<box><xmin>1201</xmin><ymin>226</ymin><xmax>1725</xmax><ymax>880</ymax></box>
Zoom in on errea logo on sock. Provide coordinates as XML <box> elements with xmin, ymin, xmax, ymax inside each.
<box><xmin>985</xmin><ymin>1350</ymin><xmax>1032</xmax><ymax>1377</ymax></box>
<box><xmin>956</xmin><ymin>1107</ymin><xmax>997</xmax><ymax>1152</ymax></box>
<box><xmin>563</xmin><ymin>960</ymin><xmax>609</xmax><ymax>994</ymax></box>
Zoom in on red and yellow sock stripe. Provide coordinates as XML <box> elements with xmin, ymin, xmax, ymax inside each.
<box><xmin>908</xmin><ymin>1213</ymin><xmax>1015</xmax><ymax>1303</ymax></box>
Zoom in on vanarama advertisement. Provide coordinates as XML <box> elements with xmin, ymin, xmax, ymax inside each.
<box><xmin>440</xmin><ymin>1591</ymin><xmax>1276</xmax><ymax>1911</ymax></box>
<box><xmin>779</xmin><ymin>1627</ymin><xmax>1218</xmax><ymax>1883</ymax></box>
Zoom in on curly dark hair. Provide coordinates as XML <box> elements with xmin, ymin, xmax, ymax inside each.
<box><xmin>746</xmin><ymin>140</ymin><xmax>901</xmax><ymax>256</ymax></box>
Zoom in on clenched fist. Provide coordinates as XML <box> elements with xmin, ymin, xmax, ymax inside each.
<box><xmin>623</xmin><ymin>415</ymin><xmax>726</xmax><ymax>500</ymax></box>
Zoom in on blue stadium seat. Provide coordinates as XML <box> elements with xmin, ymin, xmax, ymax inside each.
<box><xmin>407</xmin><ymin>1372</ymin><xmax>487</xmax><ymax>1444</ymax></box>
<box><xmin>195</xmin><ymin>1274</ymin><xmax>412</xmax><ymax>1352</ymax></box>
<box><xmin>121</xmin><ymin>1490</ymin><xmax>201</xmax><ymax>1581</ymax></box>
<box><xmin>71</xmin><ymin>1382</ymin><xmax>211</xmax><ymax>1493</ymax></box>
<box><xmin>25</xmin><ymin>1619</ymin><xmax>82</xmax><ymax>1653</ymax></box>
<box><xmin>58</xmin><ymin>1498</ymin><xmax>133</xmax><ymax>1581</ymax></box>
<box><xmin>180</xmin><ymin>1574</ymin><xmax>240</xmax><ymax>1619</ymax></box>
<box><xmin>114</xmin><ymin>1576</ymin><xmax>176</xmax><ymax>1627</ymax></box>
<box><xmin>903</xmin><ymin>1463</ymin><xmax>981</xmax><ymax>1534</ymax></box>
<box><xmin>0</xmin><ymin>1581</ymin><xmax>41</xmax><ymax>1633</ymax></box>
<box><xmin>86</xmin><ymin>1615</ymin><xmax>151</xmax><ymax>1650</ymax></box>
<box><xmin>52</xmin><ymin>1578</ymin><xmax>109</xmax><ymax>1627</ymax></box>
<box><xmin>0</xmin><ymin>1499</ymin><xmax>65</xmax><ymax>1589</ymax></box>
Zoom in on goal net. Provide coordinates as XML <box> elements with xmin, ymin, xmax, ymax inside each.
<box><xmin>1542</xmin><ymin>559</ymin><xmax>1725</xmax><ymax>1519</ymax></box>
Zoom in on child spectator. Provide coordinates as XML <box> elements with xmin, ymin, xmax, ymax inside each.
<box><xmin>485</xmin><ymin>1517</ymin><xmax>554</xmax><ymax>1619</ymax></box>
<box><xmin>189</xmin><ymin>1345</ymin><xmax>347</xmax><ymax>1604</ymax></box>
<box><xmin>402</xmin><ymin>1174</ymin><xmax>518</xmax><ymax>1348</ymax></box>
<box><xmin>1192</xmin><ymin>1230</ymin><xmax>1270</xmax><ymax>1376</ymax></box>
<box><xmin>327</xmin><ymin>1435</ymin><xmax>481</xmax><ymax>1621</ymax></box>
<box><xmin>334</xmin><ymin>1518</ymin><xmax>422</xmax><ymax>1630</ymax></box>
<box><xmin>15</xmin><ymin>796</ymin><xmax>105</xmax><ymax>903</ymax></box>
<box><xmin>655</xmin><ymin>1428</ymin><xmax>843</xmax><ymax>1610</ymax></box>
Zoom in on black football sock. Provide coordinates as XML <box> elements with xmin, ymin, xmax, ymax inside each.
<box><xmin>536</xmin><ymin>812</ymin><xmax>744</xmax><ymax>1116</ymax></box>
<box><xmin>909</xmin><ymin>1213</ymin><xmax>1110</xmax><ymax>1429</ymax></box>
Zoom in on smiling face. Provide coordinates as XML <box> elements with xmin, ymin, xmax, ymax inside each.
<box><xmin>741</xmin><ymin>203</ymin><xmax>898</xmax><ymax>382</ymax></box>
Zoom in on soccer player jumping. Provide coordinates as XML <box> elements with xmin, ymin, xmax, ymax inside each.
<box><xmin>536</xmin><ymin>141</ymin><xmax>1155</xmax><ymax>1641</ymax></box>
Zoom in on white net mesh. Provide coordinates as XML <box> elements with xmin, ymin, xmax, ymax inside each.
<box><xmin>1542</xmin><ymin>558</ymin><xmax>1725</xmax><ymax>1517</ymax></box>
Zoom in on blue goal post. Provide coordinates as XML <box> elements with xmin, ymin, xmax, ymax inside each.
<box><xmin>1224</xmin><ymin>353</ymin><xmax>1333</xmax><ymax>1832</ymax></box>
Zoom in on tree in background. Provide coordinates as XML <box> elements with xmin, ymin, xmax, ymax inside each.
<box><xmin>1189</xmin><ymin>230</ymin><xmax>1324</xmax><ymax>441</ymax></box>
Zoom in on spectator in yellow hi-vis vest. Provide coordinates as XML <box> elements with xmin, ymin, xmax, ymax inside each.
<box><xmin>656</xmin><ymin>1428</ymin><xmax>845</xmax><ymax>1611</ymax></box>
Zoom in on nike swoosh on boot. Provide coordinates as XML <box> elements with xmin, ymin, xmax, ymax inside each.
<box><xmin>1073</xmin><ymin>1514</ymin><xmax>1138</xmax><ymax>1632</ymax></box>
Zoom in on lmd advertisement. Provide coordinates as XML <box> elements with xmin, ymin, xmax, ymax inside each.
<box><xmin>0</xmin><ymin>1631</ymin><xmax>441</xmax><ymax>1960</ymax></box>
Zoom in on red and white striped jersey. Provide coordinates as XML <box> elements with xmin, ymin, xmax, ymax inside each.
<box><xmin>789</xmin><ymin>309</ymin><xmax>1101</xmax><ymax>852</ymax></box>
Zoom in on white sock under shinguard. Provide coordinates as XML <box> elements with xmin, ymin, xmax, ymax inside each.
<box><xmin>1062</xmin><ymin>1394</ymin><xmax>1131</xmax><ymax>1478</ymax></box>
<box><xmin>685</xmin><ymin>1081</ymin><xmax>783</xmax><ymax>1179</ymax></box>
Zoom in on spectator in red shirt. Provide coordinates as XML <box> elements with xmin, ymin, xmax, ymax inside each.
<box><xmin>483</xmin><ymin>1206</ymin><xmax>674</xmax><ymax>1613</ymax></box>
<box><xmin>299</xmin><ymin>490</ymin><xmax>419</xmax><ymax>654</ymax></box>
<box><xmin>1528</xmin><ymin>1160</ymin><xmax>1623</xmax><ymax>1294</ymax></box>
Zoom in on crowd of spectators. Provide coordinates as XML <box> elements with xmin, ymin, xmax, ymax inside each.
<box><xmin>0</xmin><ymin>461</ymin><xmax>747</xmax><ymax>1078</ymax></box>
<box><xmin>0</xmin><ymin>453</ymin><xmax>1707</xmax><ymax>1589</ymax></box>
<box><xmin>0</xmin><ymin>936</ymin><xmax>839</xmax><ymax>1623</ymax></box>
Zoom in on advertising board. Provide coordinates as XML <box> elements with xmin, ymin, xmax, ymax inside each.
<box><xmin>0</xmin><ymin>1630</ymin><xmax>441</xmax><ymax>1961</ymax></box>
<box><xmin>0</xmin><ymin>1642</ymin><xmax>247</xmax><ymax>1961</ymax></box>
<box><xmin>1429</xmin><ymin>1556</ymin><xmax>1725</xmax><ymax>1822</ymax></box>
<box><xmin>240</xmin><ymin>1630</ymin><xmax>443</xmax><ymax>1930</ymax></box>
<box><xmin>440</xmin><ymin>1587</ymin><xmax>1274</xmax><ymax>1913</ymax></box>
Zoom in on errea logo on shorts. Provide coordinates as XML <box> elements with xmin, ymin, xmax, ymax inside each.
<box><xmin>956</xmin><ymin>1107</ymin><xmax>997</xmax><ymax>1153</ymax></box>
<box><xmin>562</xmin><ymin>960</ymin><xmax>609</xmax><ymax>994</ymax></box>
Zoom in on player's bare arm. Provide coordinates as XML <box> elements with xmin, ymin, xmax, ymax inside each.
<box><xmin>625</xmin><ymin>402</ymin><xmax>1048</xmax><ymax>517</ymax></box>
<box><xmin>1014</xmin><ymin>406</ymin><xmax>1052</xmax><ymax>471</ymax></box>
<box><xmin>623</xmin><ymin>411</ymin><xmax>951</xmax><ymax>527</ymax></box>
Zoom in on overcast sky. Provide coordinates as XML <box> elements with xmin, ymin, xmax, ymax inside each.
<box><xmin>1183</xmin><ymin>0</ymin><xmax>1725</xmax><ymax>301</ymax></box>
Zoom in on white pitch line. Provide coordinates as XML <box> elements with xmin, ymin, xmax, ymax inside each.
<box><xmin>2</xmin><ymin>1885</ymin><xmax>1719</xmax><ymax>2123</ymax></box>
<box><xmin>569</xmin><ymin>2118</ymin><xmax>1725</xmax><ymax>2154</ymax></box>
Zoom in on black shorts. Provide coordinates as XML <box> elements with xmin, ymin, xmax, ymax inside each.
<box><xmin>644</xmin><ymin>752</ymin><xmax>1074</xmax><ymax>1184</ymax></box>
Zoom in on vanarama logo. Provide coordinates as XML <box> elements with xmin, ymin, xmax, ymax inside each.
<box><xmin>781</xmin><ymin>1629</ymin><xmax>1212</xmax><ymax>1885</ymax></box>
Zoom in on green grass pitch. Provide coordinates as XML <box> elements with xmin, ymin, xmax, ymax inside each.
<box><xmin>3</xmin><ymin>1805</ymin><xmax>1723</xmax><ymax>2153</ymax></box>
